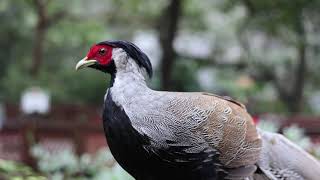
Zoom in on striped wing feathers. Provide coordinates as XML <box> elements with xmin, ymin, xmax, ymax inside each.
<box><xmin>166</xmin><ymin>92</ymin><xmax>262</xmax><ymax>168</ymax></box>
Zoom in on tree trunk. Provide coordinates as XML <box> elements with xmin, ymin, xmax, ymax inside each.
<box><xmin>30</xmin><ymin>0</ymin><xmax>65</xmax><ymax>78</ymax></box>
<box><xmin>31</xmin><ymin>22</ymin><xmax>47</xmax><ymax>77</ymax></box>
<box><xmin>159</xmin><ymin>0</ymin><xmax>182</xmax><ymax>90</ymax></box>
<box><xmin>30</xmin><ymin>0</ymin><xmax>48</xmax><ymax>77</ymax></box>
<box><xmin>241</xmin><ymin>1</ymin><xmax>308</xmax><ymax>113</ymax></box>
<box><xmin>289</xmin><ymin>19</ymin><xmax>307</xmax><ymax>113</ymax></box>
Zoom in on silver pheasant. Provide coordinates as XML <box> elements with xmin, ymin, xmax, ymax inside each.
<box><xmin>76</xmin><ymin>40</ymin><xmax>320</xmax><ymax>180</ymax></box>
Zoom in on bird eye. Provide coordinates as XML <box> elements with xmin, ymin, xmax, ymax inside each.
<box><xmin>98</xmin><ymin>48</ymin><xmax>106</xmax><ymax>55</ymax></box>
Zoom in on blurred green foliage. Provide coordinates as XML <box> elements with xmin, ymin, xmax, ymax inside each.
<box><xmin>0</xmin><ymin>159</ymin><xmax>46</xmax><ymax>180</ymax></box>
<box><xmin>31</xmin><ymin>145</ymin><xmax>133</xmax><ymax>180</ymax></box>
<box><xmin>0</xmin><ymin>0</ymin><xmax>110</xmax><ymax>104</ymax></box>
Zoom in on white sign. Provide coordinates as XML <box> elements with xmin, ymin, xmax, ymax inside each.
<box><xmin>20</xmin><ymin>87</ymin><xmax>50</xmax><ymax>115</ymax></box>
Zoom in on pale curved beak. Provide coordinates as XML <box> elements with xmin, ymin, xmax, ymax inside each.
<box><xmin>75</xmin><ymin>57</ymin><xmax>97</xmax><ymax>70</ymax></box>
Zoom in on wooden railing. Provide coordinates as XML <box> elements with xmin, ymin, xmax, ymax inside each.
<box><xmin>0</xmin><ymin>104</ymin><xmax>107</xmax><ymax>167</ymax></box>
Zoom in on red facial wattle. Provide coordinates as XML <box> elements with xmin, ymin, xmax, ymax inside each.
<box><xmin>86</xmin><ymin>44</ymin><xmax>113</xmax><ymax>65</ymax></box>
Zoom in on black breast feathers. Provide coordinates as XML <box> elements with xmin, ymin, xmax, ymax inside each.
<box><xmin>102</xmin><ymin>91</ymin><xmax>226</xmax><ymax>180</ymax></box>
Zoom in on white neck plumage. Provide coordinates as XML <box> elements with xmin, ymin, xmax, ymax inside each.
<box><xmin>109</xmin><ymin>49</ymin><xmax>151</xmax><ymax>106</ymax></box>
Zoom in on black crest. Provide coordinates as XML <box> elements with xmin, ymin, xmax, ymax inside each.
<box><xmin>98</xmin><ymin>40</ymin><xmax>153</xmax><ymax>78</ymax></box>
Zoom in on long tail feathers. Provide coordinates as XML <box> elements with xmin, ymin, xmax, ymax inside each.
<box><xmin>256</xmin><ymin>129</ymin><xmax>320</xmax><ymax>180</ymax></box>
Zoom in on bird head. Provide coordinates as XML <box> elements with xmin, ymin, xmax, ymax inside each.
<box><xmin>76</xmin><ymin>40</ymin><xmax>152</xmax><ymax>78</ymax></box>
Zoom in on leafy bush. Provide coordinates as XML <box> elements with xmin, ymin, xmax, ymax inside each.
<box><xmin>0</xmin><ymin>159</ymin><xmax>46</xmax><ymax>180</ymax></box>
<box><xmin>30</xmin><ymin>144</ymin><xmax>133</xmax><ymax>180</ymax></box>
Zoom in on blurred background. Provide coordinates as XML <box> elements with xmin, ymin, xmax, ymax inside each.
<box><xmin>1</xmin><ymin>0</ymin><xmax>320</xmax><ymax>179</ymax></box>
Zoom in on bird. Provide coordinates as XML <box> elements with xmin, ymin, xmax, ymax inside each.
<box><xmin>75</xmin><ymin>40</ymin><xmax>320</xmax><ymax>180</ymax></box>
